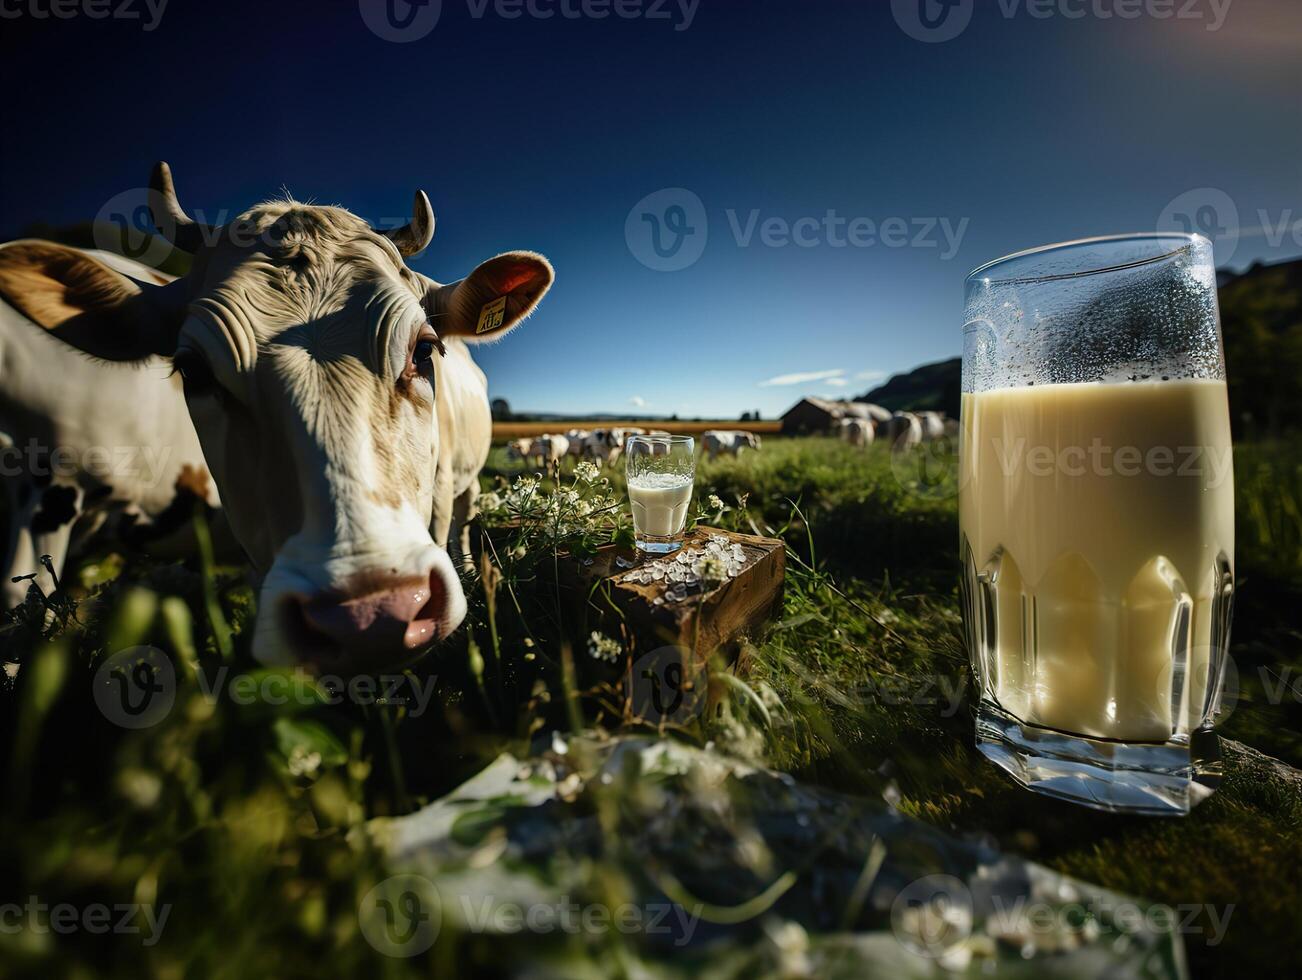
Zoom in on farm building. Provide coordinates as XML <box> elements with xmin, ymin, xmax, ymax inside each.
<box><xmin>780</xmin><ymin>397</ymin><xmax>891</xmax><ymax>434</ymax></box>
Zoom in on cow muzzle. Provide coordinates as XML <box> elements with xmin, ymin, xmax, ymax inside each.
<box><xmin>261</xmin><ymin>547</ymin><xmax>467</xmax><ymax>672</ymax></box>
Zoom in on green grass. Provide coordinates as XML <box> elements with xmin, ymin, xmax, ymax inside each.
<box><xmin>1</xmin><ymin>435</ymin><xmax>1299</xmax><ymax>978</ymax></box>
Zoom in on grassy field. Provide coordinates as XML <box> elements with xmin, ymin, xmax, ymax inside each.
<box><xmin>1</xmin><ymin>435</ymin><xmax>1299</xmax><ymax>977</ymax></box>
<box><xmin>491</xmin><ymin>419</ymin><xmax>782</xmax><ymax>439</ymax></box>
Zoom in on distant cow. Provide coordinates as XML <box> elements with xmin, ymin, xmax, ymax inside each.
<box><xmin>505</xmin><ymin>437</ymin><xmax>536</xmax><ymax>466</ymax></box>
<box><xmin>839</xmin><ymin>417</ymin><xmax>874</xmax><ymax>448</ymax></box>
<box><xmin>564</xmin><ymin>429</ymin><xmax>590</xmax><ymax>457</ymax></box>
<box><xmin>0</xmin><ymin>162</ymin><xmax>554</xmax><ymax>670</ymax></box>
<box><xmin>583</xmin><ymin>428</ymin><xmax>623</xmax><ymax>467</ymax></box>
<box><xmin>530</xmin><ymin>434</ymin><xmax>569</xmax><ymax>472</ymax></box>
<box><xmin>881</xmin><ymin>413</ymin><xmax>923</xmax><ymax>452</ymax></box>
<box><xmin>917</xmin><ymin>411</ymin><xmax>945</xmax><ymax>442</ymax></box>
<box><xmin>702</xmin><ymin>430</ymin><xmax>761</xmax><ymax>461</ymax></box>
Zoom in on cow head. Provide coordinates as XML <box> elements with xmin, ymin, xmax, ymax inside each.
<box><xmin>0</xmin><ymin>163</ymin><xmax>553</xmax><ymax>671</ymax></box>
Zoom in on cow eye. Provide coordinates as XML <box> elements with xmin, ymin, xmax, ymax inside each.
<box><xmin>411</xmin><ymin>331</ymin><xmax>443</xmax><ymax>377</ymax></box>
<box><xmin>172</xmin><ymin>349</ymin><xmax>216</xmax><ymax>397</ymax></box>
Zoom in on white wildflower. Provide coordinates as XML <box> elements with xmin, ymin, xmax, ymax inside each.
<box><xmin>287</xmin><ymin>745</ymin><xmax>322</xmax><ymax>778</ymax></box>
<box><xmin>574</xmin><ymin>461</ymin><xmax>599</xmax><ymax>483</ymax></box>
<box><xmin>708</xmin><ymin>494</ymin><xmax>725</xmax><ymax>511</ymax></box>
<box><xmin>587</xmin><ymin>630</ymin><xmax>622</xmax><ymax>663</ymax></box>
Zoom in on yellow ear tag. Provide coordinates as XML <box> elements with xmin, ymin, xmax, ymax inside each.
<box><xmin>476</xmin><ymin>296</ymin><xmax>507</xmax><ymax>334</ymax></box>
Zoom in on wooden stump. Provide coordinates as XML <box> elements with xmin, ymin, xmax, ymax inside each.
<box><xmin>556</xmin><ymin>527</ymin><xmax>785</xmax><ymax>669</ymax></box>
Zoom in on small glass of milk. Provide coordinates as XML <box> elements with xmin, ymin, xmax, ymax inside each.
<box><xmin>626</xmin><ymin>435</ymin><xmax>695</xmax><ymax>553</ymax></box>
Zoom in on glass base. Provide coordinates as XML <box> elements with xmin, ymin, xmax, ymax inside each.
<box><xmin>975</xmin><ymin>700</ymin><xmax>1222</xmax><ymax>816</ymax></box>
<box><xmin>635</xmin><ymin>534</ymin><xmax>685</xmax><ymax>554</ymax></box>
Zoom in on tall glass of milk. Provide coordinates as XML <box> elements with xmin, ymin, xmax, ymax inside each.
<box><xmin>626</xmin><ymin>435</ymin><xmax>695</xmax><ymax>553</ymax></box>
<box><xmin>961</xmin><ymin>233</ymin><xmax>1234</xmax><ymax>816</ymax></box>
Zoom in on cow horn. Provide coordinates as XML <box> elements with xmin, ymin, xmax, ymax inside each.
<box><xmin>383</xmin><ymin>190</ymin><xmax>435</xmax><ymax>257</ymax></box>
<box><xmin>148</xmin><ymin>161</ymin><xmax>212</xmax><ymax>254</ymax></box>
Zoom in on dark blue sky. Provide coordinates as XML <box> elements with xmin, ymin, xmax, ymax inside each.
<box><xmin>2</xmin><ymin>0</ymin><xmax>1299</xmax><ymax>416</ymax></box>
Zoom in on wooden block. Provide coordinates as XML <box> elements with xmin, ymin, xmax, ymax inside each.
<box><xmin>557</xmin><ymin>527</ymin><xmax>785</xmax><ymax>667</ymax></box>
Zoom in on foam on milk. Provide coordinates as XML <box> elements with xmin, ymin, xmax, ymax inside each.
<box><xmin>628</xmin><ymin>472</ymin><xmax>694</xmax><ymax>538</ymax></box>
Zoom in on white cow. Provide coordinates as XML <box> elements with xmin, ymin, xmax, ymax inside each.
<box><xmin>0</xmin><ymin>162</ymin><xmax>553</xmax><ymax>671</ymax></box>
<box><xmin>564</xmin><ymin>429</ymin><xmax>590</xmax><ymax>458</ymax></box>
<box><xmin>583</xmin><ymin>428</ymin><xmax>623</xmax><ymax>467</ymax></box>
<box><xmin>0</xmin><ymin>246</ymin><xmax>220</xmax><ymax>607</ymax></box>
<box><xmin>702</xmin><ymin>430</ymin><xmax>761</xmax><ymax>461</ymax></box>
<box><xmin>505</xmin><ymin>437</ymin><xmax>536</xmax><ymax>466</ymax></box>
<box><xmin>881</xmin><ymin>412</ymin><xmax>923</xmax><ymax>452</ymax></box>
<box><xmin>917</xmin><ymin>411</ymin><xmax>945</xmax><ymax>442</ymax></box>
<box><xmin>529</xmin><ymin>433</ymin><xmax>569</xmax><ymax>472</ymax></box>
<box><xmin>839</xmin><ymin>417</ymin><xmax>874</xmax><ymax>448</ymax></box>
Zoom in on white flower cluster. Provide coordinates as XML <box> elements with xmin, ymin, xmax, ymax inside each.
<box><xmin>587</xmin><ymin>630</ymin><xmax>622</xmax><ymax>663</ymax></box>
<box><xmin>621</xmin><ymin>537</ymin><xmax>749</xmax><ymax>603</ymax></box>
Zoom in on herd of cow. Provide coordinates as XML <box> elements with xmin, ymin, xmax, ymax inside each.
<box><xmin>504</xmin><ymin>428</ymin><xmax>763</xmax><ymax>471</ymax></box>
<box><xmin>837</xmin><ymin>406</ymin><xmax>958</xmax><ymax>451</ymax></box>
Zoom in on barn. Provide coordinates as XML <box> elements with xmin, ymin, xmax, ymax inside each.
<box><xmin>780</xmin><ymin>397</ymin><xmax>891</xmax><ymax>434</ymax></box>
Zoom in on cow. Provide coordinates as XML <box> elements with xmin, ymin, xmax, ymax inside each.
<box><xmin>0</xmin><ymin>163</ymin><xmax>553</xmax><ymax>672</ymax></box>
<box><xmin>529</xmin><ymin>433</ymin><xmax>569</xmax><ymax>473</ymax></box>
<box><xmin>583</xmin><ymin>428</ymin><xmax>623</xmax><ymax>467</ymax></box>
<box><xmin>564</xmin><ymin>428</ymin><xmax>590</xmax><ymax>458</ymax></box>
<box><xmin>505</xmin><ymin>437</ymin><xmax>537</xmax><ymax>467</ymax></box>
<box><xmin>839</xmin><ymin>417</ymin><xmax>874</xmax><ymax>448</ymax></box>
<box><xmin>0</xmin><ymin>247</ymin><xmax>221</xmax><ymax>608</ymax></box>
<box><xmin>916</xmin><ymin>411</ymin><xmax>945</xmax><ymax>442</ymax></box>
<box><xmin>881</xmin><ymin>412</ymin><xmax>923</xmax><ymax>452</ymax></box>
<box><xmin>702</xmin><ymin>430</ymin><xmax>761</xmax><ymax>461</ymax></box>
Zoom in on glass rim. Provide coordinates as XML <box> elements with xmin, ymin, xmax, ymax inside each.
<box><xmin>966</xmin><ymin>232</ymin><xmax>1208</xmax><ymax>287</ymax></box>
<box><xmin>627</xmin><ymin>433</ymin><xmax>694</xmax><ymax>446</ymax></box>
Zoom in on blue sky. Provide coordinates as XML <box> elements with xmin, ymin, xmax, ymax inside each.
<box><xmin>2</xmin><ymin>0</ymin><xmax>1299</xmax><ymax>417</ymax></box>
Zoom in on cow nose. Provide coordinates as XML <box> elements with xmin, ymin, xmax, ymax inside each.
<box><xmin>296</xmin><ymin>572</ymin><xmax>453</xmax><ymax>662</ymax></box>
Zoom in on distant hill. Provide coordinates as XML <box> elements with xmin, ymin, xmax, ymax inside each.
<box><xmin>1218</xmin><ymin>257</ymin><xmax>1302</xmax><ymax>437</ymax></box>
<box><xmin>854</xmin><ymin>256</ymin><xmax>1301</xmax><ymax>436</ymax></box>
<box><xmin>858</xmin><ymin>357</ymin><xmax>961</xmax><ymax>418</ymax></box>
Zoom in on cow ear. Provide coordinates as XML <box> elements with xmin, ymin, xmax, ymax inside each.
<box><xmin>0</xmin><ymin>241</ymin><xmax>184</xmax><ymax>361</ymax></box>
<box><xmin>426</xmin><ymin>251</ymin><xmax>553</xmax><ymax>342</ymax></box>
